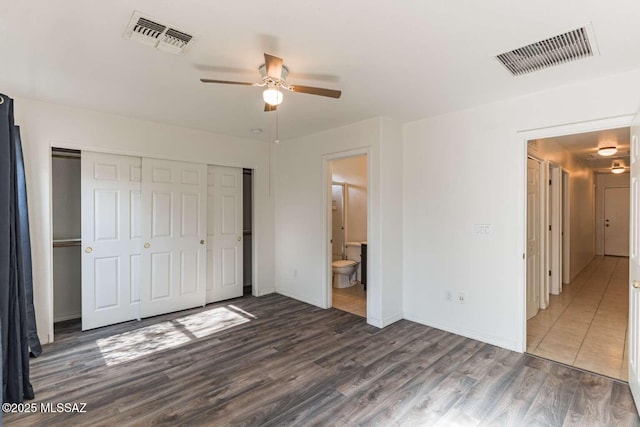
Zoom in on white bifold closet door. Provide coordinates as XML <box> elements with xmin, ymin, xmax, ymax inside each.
<box><xmin>82</xmin><ymin>152</ymin><xmax>207</xmax><ymax>330</ymax></box>
<box><xmin>140</xmin><ymin>158</ymin><xmax>207</xmax><ymax>318</ymax></box>
<box><xmin>206</xmin><ymin>166</ymin><xmax>243</xmax><ymax>303</ymax></box>
<box><xmin>81</xmin><ymin>152</ymin><xmax>142</xmax><ymax>330</ymax></box>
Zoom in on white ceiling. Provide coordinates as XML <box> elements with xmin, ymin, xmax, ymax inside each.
<box><xmin>2</xmin><ymin>1</ymin><xmax>640</xmax><ymax>141</ymax></box>
<box><xmin>536</xmin><ymin>127</ymin><xmax>630</xmax><ymax>174</ymax></box>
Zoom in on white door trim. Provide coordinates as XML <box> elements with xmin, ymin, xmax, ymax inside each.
<box><xmin>562</xmin><ymin>170</ymin><xmax>571</xmax><ymax>285</ymax></box>
<box><xmin>548</xmin><ymin>162</ymin><xmax>562</xmax><ymax>295</ymax></box>
<box><xmin>518</xmin><ymin>114</ymin><xmax>635</xmax><ymax>353</ymax></box>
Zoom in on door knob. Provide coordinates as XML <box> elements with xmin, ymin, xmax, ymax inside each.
<box><xmin>85</xmin><ymin>247</ymin><xmax>93</xmax><ymax>253</ymax></box>
<box><xmin>200</xmin><ymin>240</ymin><xmax>205</xmax><ymax>245</ymax></box>
<box><xmin>633</xmin><ymin>280</ymin><xmax>640</xmax><ymax>289</ymax></box>
<box><xmin>144</xmin><ymin>242</ymin><xmax>150</xmax><ymax>249</ymax></box>
<box><xmin>237</xmin><ymin>236</ymin><xmax>241</xmax><ymax>242</ymax></box>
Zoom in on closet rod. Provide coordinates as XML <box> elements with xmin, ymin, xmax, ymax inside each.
<box><xmin>53</xmin><ymin>240</ymin><xmax>81</xmax><ymax>248</ymax></box>
<box><xmin>52</xmin><ymin>154</ymin><xmax>81</xmax><ymax>160</ymax></box>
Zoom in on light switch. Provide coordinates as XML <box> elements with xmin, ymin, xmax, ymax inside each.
<box><xmin>473</xmin><ymin>224</ymin><xmax>492</xmax><ymax>235</ymax></box>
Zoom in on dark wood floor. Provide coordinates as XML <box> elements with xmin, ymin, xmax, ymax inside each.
<box><xmin>6</xmin><ymin>294</ymin><xmax>639</xmax><ymax>426</ymax></box>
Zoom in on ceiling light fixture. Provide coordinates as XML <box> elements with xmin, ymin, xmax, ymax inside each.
<box><xmin>611</xmin><ymin>162</ymin><xmax>625</xmax><ymax>174</ymax></box>
<box><xmin>598</xmin><ymin>146</ymin><xmax>617</xmax><ymax>156</ymax></box>
<box><xmin>263</xmin><ymin>87</ymin><xmax>283</xmax><ymax>106</ymax></box>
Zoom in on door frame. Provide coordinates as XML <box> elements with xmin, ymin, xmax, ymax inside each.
<box><xmin>517</xmin><ymin>114</ymin><xmax>635</xmax><ymax>352</ymax></box>
<box><xmin>548</xmin><ymin>162</ymin><xmax>563</xmax><ymax>295</ymax></box>
<box><xmin>562</xmin><ymin>170</ymin><xmax>571</xmax><ymax>285</ymax></box>
<box><xmin>527</xmin><ymin>154</ymin><xmax>546</xmax><ymax>313</ymax></box>
<box><xmin>47</xmin><ymin>143</ymin><xmax>260</xmax><ymax>342</ymax></box>
<box><xmin>322</xmin><ymin>148</ymin><xmax>371</xmax><ymax>317</ymax></box>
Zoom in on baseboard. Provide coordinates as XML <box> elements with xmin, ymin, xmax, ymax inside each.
<box><xmin>403</xmin><ymin>311</ymin><xmax>519</xmax><ymax>352</ymax></box>
<box><xmin>367</xmin><ymin>317</ymin><xmax>383</xmax><ymax>328</ymax></box>
<box><xmin>382</xmin><ymin>313</ymin><xmax>403</xmax><ymax>327</ymax></box>
<box><xmin>275</xmin><ymin>288</ymin><xmax>323</xmax><ymax>309</ymax></box>
<box><xmin>254</xmin><ymin>287</ymin><xmax>275</xmax><ymax>297</ymax></box>
<box><xmin>54</xmin><ymin>312</ymin><xmax>81</xmax><ymax>323</ymax></box>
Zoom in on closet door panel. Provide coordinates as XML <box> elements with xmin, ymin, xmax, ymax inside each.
<box><xmin>207</xmin><ymin>165</ymin><xmax>243</xmax><ymax>303</ymax></box>
<box><xmin>141</xmin><ymin>159</ymin><xmax>207</xmax><ymax>317</ymax></box>
<box><xmin>81</xmin><ymin>152</ymin><xmax>141</xmax><ymax>330</ymax></box>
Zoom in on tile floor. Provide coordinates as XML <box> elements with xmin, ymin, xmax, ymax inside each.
<box><xmin>527</xmin><ymin>256</ymin><xmax>629</xmax><ymax>380</ymax></box>
<box><xmin>332</xmin><ymin>283</ymin><xmax>367</xmax><ymax>318</ymax></box>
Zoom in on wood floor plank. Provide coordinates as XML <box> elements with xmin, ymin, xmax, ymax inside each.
<box><xmin>477</xmin><ymin>365</ymin><xmax>548</xmax><ymax>425</ymax></box>
<box><xmin>521</xmin><ymin>360</ymin><xmax>580</xmax><ymax>426</ymax></box>
<box><xmin>4</xmin><ymin>294</ymin><xmax>639</xmax><ymax>426</ymax></box>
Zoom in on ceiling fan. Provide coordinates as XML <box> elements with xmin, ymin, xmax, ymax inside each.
<box><xmin>200</xmin><ymin>53</ymin><xmax>342</xmax><ymax>112</ymax></box>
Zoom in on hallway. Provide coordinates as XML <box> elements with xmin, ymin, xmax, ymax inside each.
<box><xmin>527</xmin><ymin>256</ymin><xmax>629</xmax><ymax>380</ymax></box>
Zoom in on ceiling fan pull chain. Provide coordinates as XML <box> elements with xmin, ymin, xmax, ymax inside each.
<box><xmin>275</xmin><ymin>108</ymin><xmax>280</xmax><ymax>144</ymax></box>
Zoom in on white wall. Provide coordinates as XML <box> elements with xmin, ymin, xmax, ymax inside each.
<box><xmin>403</xmin><ymin>68</ymin><xmax>640</xmax><ymax>351</ymax></box>
<box><xmin>14</xmin><ymin>97</ymin><xmax>275</xmax><ymax>344</ymax></box>
<box><xmin>528</xmin><ymin>140</ymin><xmax>596</xmax><ymax>281</ymax></box>
<box><xmin>595</xmin><ymin>172</ymin><xmax>631</xmax><ymax>255</ymax></box>
<box><xmin>274</xmin><ymin>117</ymin><xmax>403</xmax><ymax>327</ymax></box>
<box><xmin>332</xmin><ymin>155</ymin><xmax>367</xmax><ymax>243</ymax></box>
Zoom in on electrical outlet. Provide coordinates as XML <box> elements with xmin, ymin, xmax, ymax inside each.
<box><xmin>445</xmin><ymin>290</ymin><xmax>452</xmax><ymax>302</ymax></box>
<box><xmin>457</xmin><ymin>291</ymin><xmax>466</xmax><ymax>304</ymax></box>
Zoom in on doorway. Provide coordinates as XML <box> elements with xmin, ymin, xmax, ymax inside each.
<box><xmin>524</xmin><ymin>124</ymin><xmax>631</xmax><ymax>380</ymax></box>
<box><xmin>327</xmin><ymin>154</ymin><xmax>368</xmax><ymax>318</ymax></box>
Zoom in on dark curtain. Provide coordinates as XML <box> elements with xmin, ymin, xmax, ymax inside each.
<box><xmin>0</xmin><ymin>93</ymin><xmax>41</xmax><ymax>406</ymax></box>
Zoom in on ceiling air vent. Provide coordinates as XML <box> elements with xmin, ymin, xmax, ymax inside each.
<box><xmin>496</xmin><ymin>25</ymin><xmax>598</xmax><ymax>76</ymax></box>
<box><xmin>124</xmin><ymin>11</ymin><xmax>193</xmax><ymax>54</ymax></box>
<box><xmin>158</xmin><ymin>28</ymin><xmax>193</xmax><ymax>54</ymax></box>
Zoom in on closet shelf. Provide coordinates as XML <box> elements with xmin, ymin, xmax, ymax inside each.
<box><xmin>53</xmin><ymin>238</ymin><xmax>81</xmax><ymax>248</ymax></box>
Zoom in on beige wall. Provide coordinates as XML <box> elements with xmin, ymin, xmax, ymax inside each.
<box><xmin>332</xmin><ymin>155</ymin><xmax>368</xmax><ymax>243</ymax></box>
<box><xmin>529</xmin><ymin>139</ymin><xmax>596</xmax><ymax>282</ymax></box>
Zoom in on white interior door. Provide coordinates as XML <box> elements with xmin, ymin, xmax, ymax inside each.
<box><xmin>527</xmin><ymin>157</ymin><xmax>541</xmax><ymax>319</ymax></box>
<box><xmin>629</xmin><ymin>114</ymin><xmax>640</xmax><ymax>408</ymax></box>
<box><xmin>206</xmin><ymin>166</ymin><xmax>243</xmax><ymax>303</ymax></box>
<box><xmin>604</xmin><ymin>187</ymin><xmax>630</xmax><ymax>256</ymax></box>
<box><xmin>140</xmin><ymin>159</ymin><xmax>207</xmax><ymax>317</ymax></box>
<box><xmin>81</xmin><ymin>152</ymin><xmax>141</xmax><ymax>330</ymax></box>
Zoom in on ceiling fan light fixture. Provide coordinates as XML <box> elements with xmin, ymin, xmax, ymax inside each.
<box><xmin>598</xmin><ymin>146</ymin><xmax>617</xmax><ymax>156</ymax></box>
<box><xmin>263</xmin><ymin>88</ymin><xmax>283</xmax><ymax>106</ymax></box>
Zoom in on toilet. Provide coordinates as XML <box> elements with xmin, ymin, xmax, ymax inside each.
<box><xmin>332</xmin><ymin>242</ymin><xmax>361</xmax><ymax>288</ymax></box>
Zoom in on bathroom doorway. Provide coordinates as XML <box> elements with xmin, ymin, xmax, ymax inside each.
<box><xmin>328</xmin><ymin>154</ymin><xmax>368</xmax><ymax>317</ymax></box>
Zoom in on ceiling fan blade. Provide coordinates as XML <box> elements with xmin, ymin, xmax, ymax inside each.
<box><xmin>287</xmin><ymin>85</ymin><xmax>342</xmax><ymax>99</ymax></box>
<box><xmin>264</xmin><ymin>53</ymin><xmax>283</xmax><ymax>79</ymax></box>
<box><xmin>200</xmin><ymin>79</ymin><xmax>259</xmax><ymax>86</ymax></box>
<box><xmin>264</xmin><ymin>103</ymin><xmax>277</xmax><ymax>112</ymax></box>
